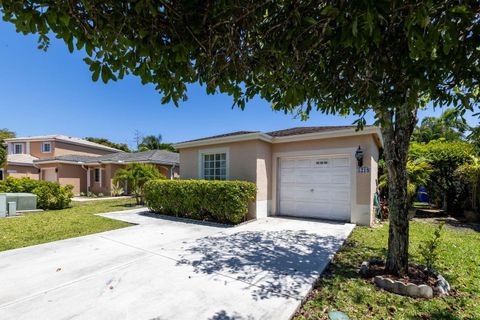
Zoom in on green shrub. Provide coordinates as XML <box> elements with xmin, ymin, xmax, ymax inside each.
<box><xmin>418</xmin><ymin>222</ymin><xmax>445</xmax><ymax>270</ymax></box>
<box><xmin>114</xmin><ymin>163</ymin><xmax>165</xmax><ymax>205</ymax></box>
<box><xmin>0</xmin><ymin>177</ymin><xmax>74</xmax><ymax>210</ymax></box>
<box><xmin>144</xmin><ymin>180</ymin><xmax>257</xmax><ymax>224</ymax></box>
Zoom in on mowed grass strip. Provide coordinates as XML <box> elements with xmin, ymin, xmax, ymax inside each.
<box><xmin>0</xmin><ymin>198</ymin><xmax>137</xmax><ymax>252</ymax></box>
<box><xmin>296</xmin><ymin>220</ymin><xmax>480</xmax><ymax>320</ymax></box>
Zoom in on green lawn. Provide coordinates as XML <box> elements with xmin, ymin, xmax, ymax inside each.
<box><xmin>296</xmin><ymin>220</ymin><xmax>480</xmax><ymax>320</ymax></box>
<box><xmin>0</xmin><ymin>198</ymin><xmax>137</xmax><ymax>252</ymax></box>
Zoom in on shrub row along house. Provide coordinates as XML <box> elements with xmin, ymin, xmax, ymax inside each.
<box><xmin>1</xmin><ymin>135</ymin><xmax>179</xmax><ymax>195</ymax></box>
<box><xmin>175</xmin><ymin>126</ymin><xmax>382</xmax><ymax>226</ymax></box>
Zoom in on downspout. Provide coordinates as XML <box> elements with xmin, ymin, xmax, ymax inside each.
<box><xmin>32</xmin><ymin>162</ymin><xmax>41</xmax><ymax>180</ymax></box>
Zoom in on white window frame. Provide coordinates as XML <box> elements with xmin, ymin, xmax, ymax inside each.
<box><xmin>198</xmin><ymin>148</ymin><xmax>229</xmax><ymax>180</ymax></box>
<box><xmin>94</xmin><ymin>168</ymin><xmax>102</xmax><ymax>184</ymax></box>
<box><xmin>13</xmin><ymin>143</ymin><xmax>23</xmax><ymax>154</ymax></box>
<box><xmin>41</xmin><ymin>142</ymin><xmax>52</xmax><ymax>153</ymax></box>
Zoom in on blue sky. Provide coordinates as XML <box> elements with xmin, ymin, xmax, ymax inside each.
<box><xmin>0</xmin><ymin>21</ymin><xmax>477</xmax><ymax>148</ymax></box>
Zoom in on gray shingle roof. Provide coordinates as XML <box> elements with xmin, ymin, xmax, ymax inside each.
<box><xmin>266</xmin><ymin>126</ymin><xmax>363</xmax><ymax>137</ymax></box>
<box><xmin>35</xmin><ymin>150</ymin><xmax>179</xmax><ymax>165</ymax></box>
<box><xmin>177</xmin><ymin>126</ymin><xmax>372</xmax><ymax>144</ymax></box>
<box><xmin>178</xmin><ymin>131</ymin><xmax>260</xmax><ymax>144</ymax></box>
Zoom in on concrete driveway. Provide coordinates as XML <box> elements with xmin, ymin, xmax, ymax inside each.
<box><xmin>0</xmin><ymin>209</ymin><xmax>354</xmax><ymax>320</ymax></box>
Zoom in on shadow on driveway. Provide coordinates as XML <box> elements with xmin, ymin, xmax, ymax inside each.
<box><xmin>179</xmin><ymin>229</ymin><xmax>343</xmax><ymax>300</ymax></box>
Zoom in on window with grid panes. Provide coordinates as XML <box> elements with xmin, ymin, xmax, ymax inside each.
<box><xmin>202</xmin><ymin>153</ymin><xmax>227</xmax><ymax>180</ymax></box>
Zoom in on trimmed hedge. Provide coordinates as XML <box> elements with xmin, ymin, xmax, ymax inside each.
<box><xmin>144</xmin><ymin>180</ymin><xmax>257</xmax><ymax>224</ymax></box>
<box><xmin>0</xmin><ymin>177</ymin><xmax>74</xmax><ymax>210</ymax></box>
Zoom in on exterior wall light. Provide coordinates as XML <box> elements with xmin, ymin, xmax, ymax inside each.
<box><xmin>355</xmin><ymin>146</ymin><xmax>364</xmax><ymax>167</ymax></box>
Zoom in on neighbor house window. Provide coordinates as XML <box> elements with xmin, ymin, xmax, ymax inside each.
<box><xmin>94</xmin><ymin>168</ymin><xmax>101</xmax><ymax>183</ymax></box>
<box><xmin>0</xmin><ymin>169</ymin><xmax>4</xmax><ymax>181</ymax></box>
<box><xmin>41</xmin><ymin>142</ymin><xmax>52</xmax><ymax>153</ymax></box>
<box><xmin>13</xmin><ymin>144</ymin><xmax>23</xmax><ymax>154</ymax></box>
<box><xmin>202</xmin><ymin>152</ymin><xmax>227</xmax><ymax>180</ymax></box>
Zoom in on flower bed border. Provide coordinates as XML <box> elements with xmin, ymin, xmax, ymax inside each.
<box><xmin>359</xmin><ymin>259</ymin><xmax>450</xmax><ymax>299</ymax></box>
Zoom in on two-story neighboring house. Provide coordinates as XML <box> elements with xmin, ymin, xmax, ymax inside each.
<box><xmin>1</xmin><ymin>135</ymin><xmax>179</xmax><ymax>196</ymax></box>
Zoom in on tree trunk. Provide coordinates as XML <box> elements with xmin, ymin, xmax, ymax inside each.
<box><xmin>379</xmin><ymin>106</ymin><xmax>417</xmax><ymax>276</ymax></box>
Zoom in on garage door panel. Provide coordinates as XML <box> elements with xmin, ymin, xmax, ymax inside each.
<box><xmin>280</xmin><ymin>160</ymin><xmax>296</xmax><ymax>169</ymax></box>
<box><xmin>280</xmin><ymin>172</ymin><xmax>296</xmax><ymax>183</ymax></box>
<box><xmin>331</xmin><ymin>174</ymin><xmax>350</xmax><ymax>184</ymax></box>
<box><xmin>295</xmin><ymin>159</ymin><xmax>313</xmax><ymax>168</ymax></box>
<box><xmin>279</xmin><ymin>156</ymin><xmax>351</xmax><ymax>221</ymax></box>
<box><xmin>296</xmin><ymin>192</ymin><xmax>330</xmax><ymax>202</ymax></box>
<box><xmin>296</xmin><ymin>174</ymin><xmax>331</xmax><ymax>184</ymax></box>
<box><xmin>333</xmin><ymin>158</ymin><xmax>349</xmax><ymax>167</ymax></box>
<box><xmin>280</xmin><ymin>203</ymin><xmax>350</xmax><ymax>220</ymax></box>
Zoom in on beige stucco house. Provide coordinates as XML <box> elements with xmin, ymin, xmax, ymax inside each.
<box><xmin>175</xmin><ymin>126</ymin><xmax>383</xmax><ymax>226</ymax></box>
<box><xmin>1</xmin><ymin>135</ymin><xmax>179</xmax><ymax>196</ymax></box>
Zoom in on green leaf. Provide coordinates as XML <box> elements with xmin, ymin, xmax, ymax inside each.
<box><xmin>352</xmin><ymin>17</ymin><xmax>358</xmax><ymax>37</ymax></box>
<box><xmin>67</xmin><ymin>38</ymin><xmax>74</xmax><ymax>53</ymax></box>
<box><xmin>59</xmin><ymin>14</ymin><xmax>69</xmax><ymax>27</ymax></box>
<box><xmin>303</xmin><ymin>17</ymin><xmax>317</xmax><ymax>26</ymax></box>
<box><xmin>101</xmin><ymin>65</ymin><xmax>109</xmax><ymax>84</ymax></box>
<box><xmin>91</xmin><ymin>63</ymin><xmax>100</xmax><ymax>82</ymax></box>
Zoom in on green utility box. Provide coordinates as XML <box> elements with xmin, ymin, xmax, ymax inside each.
<box><xmin>3</xmin><ymin>193</ymin><xmax>38</xmax><ymax>211</ymax></box>
<box><xmin>0</xmin><ymin>194</ymin><xmax>6</xmax><ymax>218</ymax></box>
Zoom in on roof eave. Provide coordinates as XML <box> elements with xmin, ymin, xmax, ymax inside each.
<box><xmin>35</xmin><ymin>159</ymin><xmax>179</xmax><ymax>166</ymax></box>
<box><xmin>6</xmin><ymin>162</ymin><xmax>36</xmax><ymax>167</ymax></box>
<box><xmin>174</xmin><ymin>132</ymin><xmax>272</xmax><ymax>149</ymax></box>
<box><xmin>4</xmin><ymin>137</ymin><xmax>121</xmax><ymax>153</ymax></box>
<box><xmin>97</xmin><ymin>160</ymin><xmax>179</xmax><ymax>165</ymax></box>
<box><xmin>34</xmin><ymin>160</ymin><xmax>86</xmax><ymax>165</ymax></box>
<box><xmin>174</xmin><ymin>127</ymin><xmax>383</xmax><ymax>149</ymax></box>
<box><xmin>272</xmin><ymin>126</ymin><xmax>383</xmax><ymax>146</ymax></box>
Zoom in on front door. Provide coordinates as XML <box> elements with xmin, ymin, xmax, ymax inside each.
<box><xmin>42</xmin><ymin>168</ymin><xmax>58</xmax><ymax>182</ymax></box>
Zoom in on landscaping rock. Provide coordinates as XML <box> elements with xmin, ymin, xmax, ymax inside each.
<box><xmin>374</xmin><ymin>276</ymin><xmax>393</xmax><ymax>291</ymax></box>
<box><xmin>374</xmin><ymin>276</ymin><xmax>434</xmax><ymax>298</ymax></box>
<box><xmin>393</xmin><ymin>280</ymin><xmax>407</xmax><ymax>296</ymax></box>
<box><xmin>406</xmin><ymin>283</ymin><xmax>418</xmax><ymax>296</ymax></box>
<box><xmin>435</xmin><ymin>275</ymin><xmax>451</xmax><ymax>297</ymax></box>
<box><xmin>364</xmin><ymin>259</ymin><xmax>449</xmax><ymax>299</ymax></box>
<box><xmin>417</xmin><ymin>285</ymin><xmax>434</xmax><ymax>299</ymax></box>
<box><xmin>359</xmin><ymin>261</ymin><xmax>369</xmax><ymax>277</ymax></box>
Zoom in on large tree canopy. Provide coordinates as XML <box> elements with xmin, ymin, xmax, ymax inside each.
<box><xmin>2</xmin><ymin>1</ymin><xmax>477</xmax><ymax>113</ymax></box>
<box><xmin>1</xmin><ymin>0</ymin><xmax>479</xmax><ymax>276</ymax></box>
<box><xmin>85</xmin><ymin>137</ymin><xmax>131</xmax><ymax>152</ymax></box>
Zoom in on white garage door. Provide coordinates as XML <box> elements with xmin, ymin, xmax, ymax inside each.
<box><xmin>278</xmin><ymin>156</ymin><xmax>351</xmax><ymax>221</ymax></box>
<box><xmin>42</xmin><ymin>168</ymin><xmax>57</xmax><ymax>182</ymax></box>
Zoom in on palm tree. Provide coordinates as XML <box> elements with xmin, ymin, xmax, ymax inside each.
<box><xmin>139</xmin><ymin>135</ymin><xmax>163</xmax><ymax>151</ymax></box>
<box><xmin>138</xmin><ymin>134</ymin><xmax>177</xmax><ymax>152</ymax></box>
<box><xmin>113</xmin><ymin>163</ymin><xmax>165</xmax><ymax>205</ymax></box>
<box><xmin>412</xmin><ymin>108</ymin><xmax>469</xmax><ymax>143</ymax></box>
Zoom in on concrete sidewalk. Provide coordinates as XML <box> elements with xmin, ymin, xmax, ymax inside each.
<box><xmin>0</xmin><ymin>209</ymin><xmax>354</xmax><ymax>320</ymax></box>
